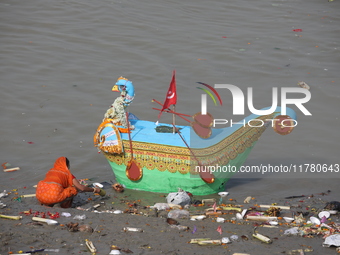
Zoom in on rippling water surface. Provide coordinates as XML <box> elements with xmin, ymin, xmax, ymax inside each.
<box><xmin>1</xmin><ymin>0</ymin><xmax>339</xmax><ymax>200</ymax></box>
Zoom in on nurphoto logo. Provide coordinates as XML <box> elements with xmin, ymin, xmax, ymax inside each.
<box><xmin>192</xmin><ymin>83</ymin><xmax>311</xmax><ymax>139</ymax></box>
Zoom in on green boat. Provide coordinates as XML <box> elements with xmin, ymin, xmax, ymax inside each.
<box><xmin>94</xmin><ymin>108</ymin><xmax>296</xmax><ymax>195</ymax></box>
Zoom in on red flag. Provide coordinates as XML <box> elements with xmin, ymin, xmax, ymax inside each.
<box><xmin>158</xmin><ymin>70</ymin><xmax>177</xmax><ymax>119</ymax></box>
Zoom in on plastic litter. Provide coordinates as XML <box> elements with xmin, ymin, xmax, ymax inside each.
<box><xmin>318</xmin><ymin>211</ymin><xmax>330</xmax><ymax>219</ymax></box>
<box><xmin>109</xmin><ymin>250</ymin><xmax>121</xmax><ymax>255</ymax></box>
<box><xmin>230</xmin><ymin>235</ymin><xmax>239</xmax><ymax>241</ymax></box>
<box><xmin>309</xmin><ymin>216</ymin><xmax>320</xmax><ymax>225</ymax></box>
<box><xmin>61</xmin><ymin>212</ymin><xmax>71</xmax><ymax>217</ymax></box>
<box><xmin>0</xmin><ymin>190</ymin><xmax>8</xmax><ymax>198</ymax></box>
<box><xmin>123</xmin><ymin>227</ymin><xmax>143</xmax><ymax>232</ymax></box>
<box><xmin>150</xmin><ymin>203</ymin><xmax>170</xmax><ymax>211</ymax></box>
<box><xmin>197</xmin><ymin>239</ymin><xmax>222</xmax><ymax>246</ymax></box>
<box><xmin>221</xmin><ymin>237</ymin><xmax>231</xmax><ymax>244</ymax></box>
<box><xmin>73</xmin><ymin>214</ymin><xmax>86</xmax><ymax>220</ymax></box>
<box><xmin>113</xmin><ymin>210</ymin><xmax>123</xmax><ymax>214</ymax></box>
<box><xmin>252</xmin><ymin>233</ymin><xmax>272</xmax><ymax>244</ymax></box>
<box><xmin>167</xmin><ymin>209</ymin><xmax>190</xmax><ymax>219</ymax></box>
<box><xmin>190</xmin><ymin>215</ymin><xmax>206</xmax><ymax>221</ymax></box>
<box><xmin>323</xmin><ymin>234</ymin><xmax>340</xmax><ymax>247</ymax></box>
<box><xmin>169</xmin><ymin>225</ymin><xmax>189</xmax><ymax>231</ymax></box>
<box><xmin>216</xmin><ymin>217</ymin><xmax>225</xmax><ymax>223</ymax></box>
<box><xmin>44</xmin><ymin>249</ymin><xmax>60</xmax><ymax>252</ymax></box>
<box><xmin>166</xmin><ymin>191</ymin><xmax>191</xmax><ymax>207</ymax></box>
<box><xmin>284</xmin><ymin>227</ymin><xmax>300</xmax><ymax>235</ymax></box>
<box><xmin>283</xmin><ymin>217</ymin><xmax>294</xmax><ymax>223</ymax></box>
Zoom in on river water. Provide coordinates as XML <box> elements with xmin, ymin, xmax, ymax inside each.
<box><xmin>1</xmin><ymin>0</ymin><xmax>339</xmax><ymax>202</ymax></box>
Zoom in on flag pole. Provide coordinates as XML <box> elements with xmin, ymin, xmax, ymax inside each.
<box><xmin>172</xmin><ymin>105</ymin><xmax>176</xmax><ymax>134</ymax></box>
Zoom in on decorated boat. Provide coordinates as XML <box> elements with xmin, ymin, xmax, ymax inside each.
<box><xmin>94</xmin><ymin>75</ymin><xmax>297</xmax><ymax>196</ymax></box>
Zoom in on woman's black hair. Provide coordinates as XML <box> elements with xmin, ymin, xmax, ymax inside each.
<box><xmin>65</xmin><ymin>157</ymin><xmax>70</xmax><ymax>169</ymax></box>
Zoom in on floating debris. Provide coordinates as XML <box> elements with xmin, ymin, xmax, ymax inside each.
<box><xmin>298</xmin><ymin>81</ymin><xmax>310</xmax><ymax>90</ymax></box>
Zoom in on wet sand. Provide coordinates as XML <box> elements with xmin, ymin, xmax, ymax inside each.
<box><xmin>1</xmin><ymin>178</ymin><xmax>339</xmax><ymax>255</ymax></box>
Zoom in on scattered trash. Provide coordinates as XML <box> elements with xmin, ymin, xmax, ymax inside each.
<box><xmin>150</xmin><ymin>203</ymin><xmax>170</xmax><ymax>210</ymax></box>
<box><xmin>61</xmin><ymin>212</ymin><xmax>71</xmax><ymax>217</ymax></box>
<box><xmin>319</xmin><ymin>211</ymin><xmax>330</xmax><ymax>219</ymax></box>
<box><xmin>260</xmin><ymin>204</ymin><xmax>290</xmax><ymax>210</ymax></box>
<box><xmin>297</xmin><ymin>81</ymin><xmax>310</xmax><ymax>90</ymax></box>
<box><xmin>85</xmin><ymin>239</ymin><xmax>97</xmax><ymax>253</ymax></box>
<box><xmin>109</xmin><ymin>249</ymin><xmax>121</xmax><ymax>255</ymax></box>
<box><xmin>66</xmin><ymin>222</ymin><xmax>80</xmax><ymax>232</ymax></box>
<box><xmin>168</xmin><ymin>209</ymin><xmax>190</xmax><ymax>219</ymax></box>
<box><xmin>246</xmin><ymin>215</ymin><xmax>277</xmax><ymax>221</ymax></box>
<box><xmin>236</xmin><ymin>213</ymin><xmax>243</xmax><ymax>220</ymax></box>
<box><xmin>78</xmin><ymin>224</ymin><xmax>94</xmax><ymax>233</ymax></box>
<box><xmin>166</xmin><ymin>190</ymin><xmax>191</xmax><ymax>207</ymax></box>
<box><xmin>220</xmin><ymin>206</ymin><xmax>242</xmax><ymax>212</ymax></box>
<box><xmin>0</xmin><ymin>202</ymin><xmax>6</xmax><ymax>209</ymax></box>
<box><xmin>218</xmin><ymin>191</ymin><xmax>229</xmax><ymax>203</ymax></box>
<box><xmin>3</xmin><ymin>167</ymin><xmax>20</xmax><ymax>172</ymax></box>
<box><xmin>205</xmin><ymin>211</ymin><xmax>222</xmax><ymax>216</ymax></box>
<box><xmin>190</xmin><ymin>238</ymin><xmax>212</xmax><ymax>244</ymax></box>
<box><xmin>169</xmin><ymin>225</ymin><xmax>189</xmax><ymax>231</ymax></box>
<box><xmin>93</xmin><ymin>182</ymin><xmax>103</xmax><ymax>188</ymax></box>
<box><xmin>44</xmin><ymin>249</ymin><xmax>60</xmax><ymax>253</ymax></box>
<box><xmin>1</xmin><ymin>162</ymin><xmax>11</xmax><ymax>169</ymax></box>
<box><xmin>32</xmin><ymin>216</ymin><xmax>58</xmax><ymax>225</ymax></box>
<box><xmin>0</xmin><ymin>214</ymin><xmax>22</xmax><ymax>220</ymax></box>
<box><xmin>166</xmin><ymin>218</ymin><xmax>179</xmax><ymax>225</ymax></box>
<box><xmin>190</xmin><ymin>215</ymin><xmax>206</xmax><ymax>221</ymax></box>
<box><xmin>243</xmin><ymin>196</ymin><xmax>252</xmax><ymax>203</ymax></box>
<box><xmin>112</xmin><ymin>183</ymin><xmax>124</xmax><ymax>193</ymax></box>
<box><xmin>216</xmin><ymin>217</ymin><xmax>225</xmax><ymax>223</ymax></box>
<box><xmin>66</xmin><ymin>222</ymin><xmax>93</xmax><ymax>232</ymax></box>
<box><xmin>323</xmin><ymin>234</ymin><xmax>340</xmax><ymax>247</ymax></box>
<box><xmin>123</xmin><ymin>227</ymin><xmax>144</xmax><ymax>232</ymax></box>
<box><xmin>268</xmin><ymin>221</ymin><xmax>279</xmax><ymax>226</ymax></box>
<box><xmin>113</xmin><ymin>210</ymin><xmax>123</xmax><ymax>214</ymax></box>
<box><xmin>252</xmin><ymin>232</ymin><xmax>272</xmax><ymax>244</ymax></box>
<box><xmin>73</xmin><ymin>214</ymin><xmax>86</xmax><ymax>220</ymax></box>
<box><xmin>216</xmin><ymin>225</ymin><xmax>223</xmax><ymax>235</ymax></box>
<box><xmin>0</xmin><ymin>190</ymin><xmax>8</xmax><ymax>198</ymax></box>
<box><xmin>283</xmin><ymin>217</ymin><xmax>294</xmax><ymax>223</ymax></box>
<box><xmin>230</xmin><ymin>235</ymin><xmax>239</xmax><ymax>241</ymax></box>
<box><xmin>21</xmin><ymin>194</ymin><xmax>36</xmax><ymax>198</ymax></box>
<box><xmin>292</xmin><ymin>29</ymin><xmax>303</xmax><ymax>32</ymax></box>
<box><xmin>286</xmin><ymin>248</ymin><xmax>313</xmax><ymax>255</ymax></box>
<box><xmin>197</xmin><ymin>239</ymin><xmax>222</xmax><ymax>246</ymax></box>
<box><xmin>221</xmin><ymin>237</ymin><xmax>231</xmax><ymax>244</ymax></box>
<box><xmin>309</xmin><ymin>216</ymin><xmax>321</xmax><ymax>225</ymax></box>
<box><xmin>201</xmin><ymin>198</ymin><xmax>216</xmax><ymax>204</ymax></box>
<box><xmin>284</xmin><ymin>227</ymin><xmax>300</xmax><ymax>236</ymax></box>
<box><xmin>324</xmin><ymin>201</ymin><xmax>340</xmax><ymax>211</ymax></box>
<box><xmin>191</xmin><ymin>225</ymin><xmax>197</xmax><ymax>234</ymax></box>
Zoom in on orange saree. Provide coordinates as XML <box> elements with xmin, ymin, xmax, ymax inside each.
<box><xmin>36</xmin><ymin>157</ymin><xmax>78</xmax><ymax>206</ymax></box>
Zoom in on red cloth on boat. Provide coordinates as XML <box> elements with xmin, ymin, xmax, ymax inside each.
<box><xmin>36</xmin><ymin>157</ymin><xmax>78</xmax><ymax>206</ymax></box>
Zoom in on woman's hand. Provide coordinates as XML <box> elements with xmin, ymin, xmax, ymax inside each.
<box><xmin>93</xmin><ymin>187</ymin><xmax>101</xmax><ymax>193</ymax></box>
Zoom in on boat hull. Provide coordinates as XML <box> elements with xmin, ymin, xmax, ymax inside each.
<box><xmin>103</xmin><ymin>144</ymin><xmax>255</xmax><ymax>195</ymax></box>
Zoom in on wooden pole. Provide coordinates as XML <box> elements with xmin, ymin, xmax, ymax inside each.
<box><xmin>172</xmin><ymin>105</ymin><xmax>176</xmax><ymax>134</ymax></box>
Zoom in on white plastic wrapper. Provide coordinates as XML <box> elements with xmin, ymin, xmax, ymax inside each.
<box><xmin>323</xmin><ymin>234</ymin><xmax>340</xmax><ymax>247</ymax></box>
<box><xmin>166</xmin><ymin>191</ymin><xmax>191</xmax><ymax>207</ymax></box>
